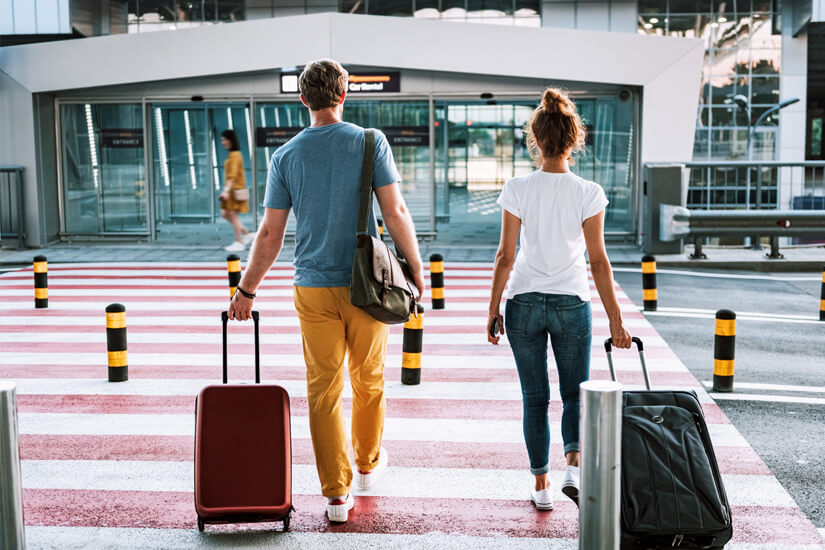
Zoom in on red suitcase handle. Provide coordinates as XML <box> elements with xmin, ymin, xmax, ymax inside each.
<box><xmin>221</xmin><ymin>311</ymin><xmax>260</xmax><ymax>384</ymax></box>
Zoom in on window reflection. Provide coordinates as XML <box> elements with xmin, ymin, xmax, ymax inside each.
<box><xmin>127</xmin><ymin>1</ymin><xmax>245</xmax><ymax>32</ymax></box>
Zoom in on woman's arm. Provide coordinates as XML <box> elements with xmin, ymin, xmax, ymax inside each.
<box><xmin>488</xmin><ymin>210</ymin><xmax>520</xmax><ymax>344</ymax></box>
<box><xmin>583</xmin><ymin>211</ymin><xmax>631</xmax><ymax>349</ymax></box>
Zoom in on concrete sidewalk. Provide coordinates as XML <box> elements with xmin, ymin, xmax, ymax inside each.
<box><xmin>2</xmin><ymin>240</ymin><xmax>823</xmax><ymax>271</ymax></box>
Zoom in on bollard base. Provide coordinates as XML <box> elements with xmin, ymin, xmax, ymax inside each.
<box><xmin>820</xmin><ymin>310</ymin><xmax>824</xmax><ymax>322</ymax></box>
<box><xmin>712</xmin><ymin>374</ymin><xmax>733</xmax><ymax>393</ymax></box>
<box><xmin>401</xmin><ymin>368</ymin><xmax>420</xmax><ymax>385</ymax></box>
<box><xmin>108</xmin><ymin>367</ymin><xmax>129</xmax><ymax>382</ymax></box>
<box><xmin>35</xmin><ymin>299</ymin><xmax>48</xmax><ymax>309</ymax></box>
<box><xmin>643</xmin><ymin>301</ymin><xmax>657</xmax><ymax>312</ymax></box>
<box><xmin>432</xmin><ymin>299</ymin><xmax>444</xmax><ymax>310</ymax></box>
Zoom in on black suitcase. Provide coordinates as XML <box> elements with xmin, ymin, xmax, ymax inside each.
<box><xmin>605</xmin><ymin>337</ymin><xmax>733</xmax><ymax>550</ymax></box>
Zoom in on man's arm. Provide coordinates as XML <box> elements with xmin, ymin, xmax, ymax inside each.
<box><xmin>374</xmin><ymin>182</ymin><xmax>425</xmax><ymax>298</ymax></box>
<box><xmin>227</xmin><ymin>207</ymin><xmax>290</xmax><ymax>321</ymax></box>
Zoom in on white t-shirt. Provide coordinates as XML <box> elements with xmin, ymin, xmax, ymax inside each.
<box><xmin>496</xmin><ymin>170</ymin><xmax>608</xmax><ymax>301</ymax></box>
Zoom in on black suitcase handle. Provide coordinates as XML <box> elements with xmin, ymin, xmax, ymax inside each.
<box><xmin>604</xmin><ymin>337</ymin><xmax>651</xmax><ymax>390</ymax></box>
<box><xmin>221</xmin><ymin>310</ymin><xmax>260</xmax><ymax>384</ymax></box>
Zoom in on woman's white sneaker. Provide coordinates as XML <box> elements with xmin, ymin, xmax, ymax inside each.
<box><xmin>530</xmin><ymin>484</ymin><xmax>554</xmax><ymax>511</ymax></box>
<box><xmin>561</xmin><ymin>465</ymin><xmax>580</xmax><ymax>506</ymax></box>
<box><xmin>326</xmin><ymin>493</ymin><xmax>354</xmax><ymax>523</ymax></box>
<box><xmin>356</xmin><ymin>448</ymin><xmax>388</xmax><ymax>490</ymax></box>
<box><xmin>224</xmin><ymin>241</ymin><xmax>245</xmax><ymax>252</ymax></box>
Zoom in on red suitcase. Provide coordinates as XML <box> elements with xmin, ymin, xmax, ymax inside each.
<box><xmin>194</xmin><ymin>311</ymin><xmax>293</xmax><ymax>531</ymax></box>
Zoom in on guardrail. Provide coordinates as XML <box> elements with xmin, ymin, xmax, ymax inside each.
<box><xmin>678</xmin><ymin>160</ymin><xmax>825</xmax><ymax>212</ymax></box>
<box><xmin>660</xmin><ymin>205</ymin><xmax>825</xmax><ymax>258</ymax></box>
<box><xmin>0</xmin><ymin>166</ymin><xmax>26</xmax><ymax>250</ymax></box>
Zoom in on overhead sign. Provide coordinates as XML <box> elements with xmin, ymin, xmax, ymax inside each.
<box><xmin>279</xmin><ymin>72</ymin><xmax>401</xmax><ymax>94</ymax></box>
<box><xmin>383</xmin><ymin>126</ymin><xmax>429</xmax><ymax>147</ymax></box>
<box><xmin>256</xmin><ymin>127</ymin><xmax>303</xmax><ymax>147</ymax></box>
<box><xmin>101</xmin><ymin>129</ymin><xmax>143</xmax><ymax>148</ymax></box>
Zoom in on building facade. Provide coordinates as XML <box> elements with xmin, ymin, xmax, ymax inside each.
<box><xmin>2</xmin><ymin>1</ymin><xmax>820</xmax><ymax>247</ymax></box>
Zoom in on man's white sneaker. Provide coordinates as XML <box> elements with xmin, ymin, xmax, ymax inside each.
<box><xmin>561</xmin><ymin>466</ymin><xmax>580</xmax><ymax>506</ymax></box>
<box><xmin>241</xmin><ymin>232</ymin><xmax>256</xmax><ymax>245</ymax></box>
<box><xmin>224</xmin><ymin>241</ymin><xmax>245</xmax><ymax>252</ymax></box>
<box><xmin>356</xmin><ymin>448</ymin><xmax>388</xmax><ymax>490</ymax></box>
<box><xmin>530</xmin><ymin>484</ymin><xmax>554</xmax><ymax>511</ymax></box>
<box><xmin>326</xmin><ymin>493</ymin><xmax>354</xmax><ymax>523</ymax></box>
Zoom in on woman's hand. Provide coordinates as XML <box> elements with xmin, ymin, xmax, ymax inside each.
<box><xmin>609</xmin><ymin>317</ymin><xmax>632</xmax><ymax>349</ymax></box>
<box><xmin>220</xmin><ymin>190</ymin><xmax>230</xmax><ymax>201</ymax></box>
<box><xmin>487</xmin><ymin>311</ymin><xmax>504</xmax><ymax>345</ymax></box>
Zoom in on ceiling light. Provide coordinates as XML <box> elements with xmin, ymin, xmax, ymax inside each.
<box><xmin>644</xmin><ymin>23</ymin><xmax>653</xmax><ymax>29</ymax></box>
<box><xmin>649</xmin><ymin>17</ymin><xmax>659</xmax><ymax>23</ymax></box>
<box><xmin>718</xmin><ymin>16</ymin><xmax>728</xmax><ymax>22</ymax></box>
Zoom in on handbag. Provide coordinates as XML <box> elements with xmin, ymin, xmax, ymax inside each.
<box><xmin>350</xmin><ymin>129</ymin><xmax>419</xmax><ymax>325</ymax></box>
<box><xmin>232</xmin><ymin>188</ymin><xmax>250</xmax><ymax>201</ymax></box>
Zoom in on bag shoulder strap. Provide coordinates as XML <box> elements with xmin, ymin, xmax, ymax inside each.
<box><xmin>357</xmin><ymin>129</ymin><xmax>375</xmax><ymax>234</ymax></box>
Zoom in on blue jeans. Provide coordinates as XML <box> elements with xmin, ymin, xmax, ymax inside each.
<box><xmin>505</xmin><ymin>292</ymin><xmax>592</xmax><ymax>475</ymax></box>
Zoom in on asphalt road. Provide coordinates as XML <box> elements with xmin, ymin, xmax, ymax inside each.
<box><xmin>614</xmin><ymin>267</ymin><xmax>825</xmax><ymax>532</ymax></box>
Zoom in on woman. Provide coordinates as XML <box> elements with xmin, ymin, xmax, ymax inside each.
<box><xmin>487</xmin><ymin>88</ymin><xmax>632</xmax><ymax>511</ymax></box>
<box><xmin>219</xmin><ymin>130</ymin><xmax>254</xmax><ymax>252</ymax></box>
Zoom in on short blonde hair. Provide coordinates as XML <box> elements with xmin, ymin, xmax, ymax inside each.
<box><xmin>298</xmin><ymin>59</ymin><xmax>349</xmax><ymax>111</ymax></box>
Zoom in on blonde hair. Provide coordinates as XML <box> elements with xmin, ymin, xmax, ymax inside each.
<box><xmin>298</xmin><ymin>59</ymin><xmax>349</xmax><ymax>111</ymax></box>
<box><xmin>525</xmin><ymin>88</ymin><xmax>586</xmax><ymax>164</ymax></box>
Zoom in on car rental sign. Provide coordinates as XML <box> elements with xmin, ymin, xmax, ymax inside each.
<box><xmin>280</xmin><ymin>72</ymin><xmax>400</xmax><ymax>94</ymax></box>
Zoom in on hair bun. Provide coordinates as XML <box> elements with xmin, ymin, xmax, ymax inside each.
<box><xmin>542</xmin><ymin>88</ymin><xmax>573</xmax><ymax>116</ymax></box>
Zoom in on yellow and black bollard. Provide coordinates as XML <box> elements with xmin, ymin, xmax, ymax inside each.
<box><xmin>712</xmin><ymin>309</ymin><xmax>736</xmax><ymax>392</ymax></box>
<box><xmin>378</xmin><ymin>218</ymin><xmax>384</xmax><ymax>238</ymax></box>
<box><xmin>106</xmin><ymin>303</ymin><xmax>128</xmax><ymax>382</ymax></box>
<box><xmin>226</xmin><ymin>254</ymin><xmax>242</xmax><ymax>298</ymax></box>
<box><xmin>401</xmin><ymin>304</ymin><xmax>424</xmax><ymax>385</ymax></box>
<box><xmin>429</xmin><ymin>254</ymin><xmax>445</xmax><ymax>310</ymax></box>
<box><xmin>641</xmin><ymin>255</ymin><xmax>657</xmax><ymax>312</ymax></box>
<box><xmin>33</xmin><ymin>255</ymin><xmax>48</xmax><ymax>309</ymax></box>
<box><xmin>820</xmin><ymin>266</ymin><xmax>824</xmax><ymax>321</ymax></box>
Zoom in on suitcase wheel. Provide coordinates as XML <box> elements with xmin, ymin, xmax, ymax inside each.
<box><xmin>197</xmin><ymin>517</ymin><xmax>204</xmax><ymax>532</ymax></box>
<box><xmin>283</xmin><ymin>513</ymin><xmax>291</xmax><ymax>530</ymax></box>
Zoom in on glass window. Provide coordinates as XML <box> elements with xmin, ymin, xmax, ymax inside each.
<box><xmin>414</xmin><ymin>0</ymin><xmax>440</xmax><ymax>17</ymax></box>
<box><xmin>341</xmin><ymin>0</ymin><xmax>366</xmax><ymax>13</ymax></box>
<box><xmin>61</xmin><ymin>103</ymin><xmax>148</xmax><ymax>234</ymax></box>
<box><xmin>369</xmin><ymin>0</ymin><xmax>413</xmax><ymax>16</ymax></box>
<box><xmin>750</xmin><ymin>75</ymin><xmax>779</xmax><ymax>104</ymax></box>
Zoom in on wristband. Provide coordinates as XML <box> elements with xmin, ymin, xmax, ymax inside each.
<box><xmin>235</xmin><ymin>286</ymin><xmax>256</xmax><ymax>299</ymax></box>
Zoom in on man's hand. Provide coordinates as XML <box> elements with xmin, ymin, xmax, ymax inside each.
<box><xmin>411</xmin><ymin>264</ymin><xmax>425</xmax><ymax>303</ymax></box>
<box><xmin>228</xmin><ymin>293</ymin><xmax>253</xmax><ymax>321</ymax></box>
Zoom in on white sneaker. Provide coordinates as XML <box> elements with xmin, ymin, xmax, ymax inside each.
<box><xmin>530</xmin><ymin>483</ymin><xmax>554</xmax><ymax>511</ymax></box>
<box><xmin>326</xmin><ymin>493</ymin><xmax>354</xmax><ymax>523</ymax></box>
<box><xmin>224</xmin><ymin>241</ymin><xmax>245</xmax><ymax>252</ymax></box>
<box><xmin>241</xmin><ymin>232</ymin><xmax>256</xmax><ymax>245</ymax></box>
<box><xmin>561</xmin><ymin>466</ymin><xmax>580</xmax><ymax>506</ymax></box>
<box><xmin>356</xmin><ymin>447</ymin><xmax>388</xmax><ymax>490</ymax></box>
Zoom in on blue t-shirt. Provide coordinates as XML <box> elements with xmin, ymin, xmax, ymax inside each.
<box><xmin>264</xmin><ymin>122</ymin><xmax>401</xmax><ymax>287</ymax></box>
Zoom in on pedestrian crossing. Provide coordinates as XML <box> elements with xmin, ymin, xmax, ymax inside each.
<box><xmin>1</xmin><ymin>262</ymin><xmax>823</xmax><ymax>549</ymax></box>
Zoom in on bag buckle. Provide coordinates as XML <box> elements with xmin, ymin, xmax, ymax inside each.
<box><xmin>382</xmin><ymin>269</ymin><xmax>390</xmax><ymax>290</ymax></box>
<box><xmin>671</xmin><ymin>535</ymin><xmax>684</xmax><ymax>547</ymax></box>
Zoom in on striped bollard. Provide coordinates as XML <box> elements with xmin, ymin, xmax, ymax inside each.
<box><xmin>106</xmin><ymin>303</ymin><xmax>128</xmax><ymax>382</ymax></box>
<box><xmin>401</xmin><ymin>304</ymin><xmax>424</xmax><ymax>385</ymax></box>
<box><xmin>33</xmin><ymin>255</ymin><xmax>48</xmax><ymax>309</ymax></box>
<box><xmin>227</xmin><ymin>254</ymin><xmax>241</xmax><ymax>298</ymax></box>
<box><xmin>429</xmin><ymin>254</ymin><xmax>445</xmax><ymax>310</ymax></box>
<box><xmin>820</xmin><ymin>266</ymin><xmax>824</xmax><ymax>321</ymax></box>
<box><xmin>378</xmin><ymin>218</ymin><xmax>384</xmax><ymax>238</ymax></box>
<box><xmin>641</xmin><ymin>255</ymin><xmax>657</xmax><ymax>312</ymax></box>
<box><xmin>712</xmin><ymin>309</ymin><xmax>735</xmax><ymax>393</ymax></box>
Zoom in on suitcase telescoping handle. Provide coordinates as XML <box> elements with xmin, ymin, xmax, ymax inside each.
<box><xmin>604</xmin><ymin>336</ymin><xmax>651</xmax><ymax>391</ymax></box>
<box><xmin>221</xmin><ymin>310</ymin><xmax>260</xmax><ymax>385</ymax></box>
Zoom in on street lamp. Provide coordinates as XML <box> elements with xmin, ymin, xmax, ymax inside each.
<box><xmin>727</xmin><ymin>95</ymin><xmax>800</xmax><ymax>249</ymax></box>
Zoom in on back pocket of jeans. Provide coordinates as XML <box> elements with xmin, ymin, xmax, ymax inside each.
<box><xmin>505</xmin><ymin>298</ymin><xmax>533</xmax><ymax>336</ymax></box>
<box><xmin>556</xmin><ymin>299</ymin><xmax>591</xmax><ymax>339</ymax></box>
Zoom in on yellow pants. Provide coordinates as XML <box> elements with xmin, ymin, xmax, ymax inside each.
<box><xmin>293</xmin><ymin>286</ymin><xmax>389</xmax><ymax>498</ymax></box>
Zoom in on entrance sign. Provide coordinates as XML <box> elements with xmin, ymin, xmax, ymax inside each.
<box><xmin>101</xmin><ymin>129</ymin><xmax>143</xmax><ymax>148</ymax></box>
<box><xmin>279</xmin><ymin>72</ymin><xmax>401</xmax><ymax>94</ymax></box>
<box><xmin>383</xmin><ymin>126</ymin><xmax>429</xmax><ymax>147</ymax></box>
<box><xmin>256</xmin><ymin>127</ymin><xmax>303</xmax><ymax>147</ymax></box>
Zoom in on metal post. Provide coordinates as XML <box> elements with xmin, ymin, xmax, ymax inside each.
<box><xmin>0</xmin><ymin>381</ymin><xmax>26</xmax><ymax>550</ymax></box>
<box><xmin>579</xmin><ymin>380</ymin><xmax>623</xmax><ymax>550</ymax></box>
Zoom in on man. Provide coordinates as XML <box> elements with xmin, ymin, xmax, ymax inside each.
<box><xmin>228</xmin><ymin>59</ymin><xmax>425</xmax><ymax>524</ymax></box>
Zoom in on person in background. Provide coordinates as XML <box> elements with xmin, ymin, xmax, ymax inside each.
<box><xmin>487</xmin><ymin>87</ymin><xmax>632</xmax><ymax>512</ymax></box>
<box><xmin>219</xmin><ymin>129</ymin><xmax>254</xmax><ymax>252</ymax></box>
<box><xmin>228</xmin><ymin>59</ymin><xmax>425</xmax><ymax>524</ymax></box>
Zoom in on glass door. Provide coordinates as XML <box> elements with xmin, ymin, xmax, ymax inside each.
<box><xmin>151</xmin><ymin>103</ymin><xmax>253</xmax><ymax>243</ymax></box>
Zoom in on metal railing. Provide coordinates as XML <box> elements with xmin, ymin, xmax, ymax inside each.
<box><xmin>0</xmin><ymin>166</ymin><xmax>26</xmax><ymax>250</ymax></box>
<box><xmin>681</xmin><ymin>161</ymin><xmax>825</xmax><ymax>212</ymax></box>
<box><xmin>0</xmin><ymin>382</ymin><xmax>25</xmax><ymax>549</ymax></box>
